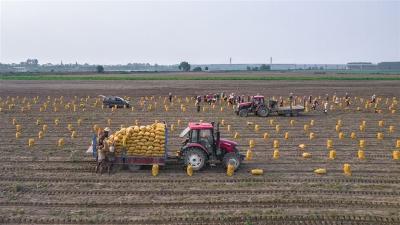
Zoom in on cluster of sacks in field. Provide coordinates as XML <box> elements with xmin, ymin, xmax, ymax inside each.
<box><xmin>109</xmin><ymin>123</ymin><xmax>166</xmax><ymax>157</ymax></box>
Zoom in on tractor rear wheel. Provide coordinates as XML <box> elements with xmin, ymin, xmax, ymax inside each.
<box><xmin>184</xmin><ymin>148</ymin><xmax>207</xmax><ymax>171</ymax></box>
<box><xmin>238</xmin><ymin>109</ymin><xmax>248</xmax><ymax>117</ymax></box>
<box><xmin>257</xmin><ymin>107</ymin><xmax>269</xmax><ymax>117</ymax></box>
<box><xmin>223</xmin><ymin>153</ymin><xmax>241</xmax><ymax>171</ymax></box>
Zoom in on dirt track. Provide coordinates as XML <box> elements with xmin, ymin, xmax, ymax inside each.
<box><xmin>0</xmin><ymin>78</ymin><xmax>399</xmax><ymax>225</ymax></box>
<box><xmin>2</xmin><ymin>79</ymin><xmax>400</xmax><ymax>97</ymax></box>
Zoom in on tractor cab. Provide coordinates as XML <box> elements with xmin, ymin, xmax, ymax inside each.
<box><xmin>252</xmin><ymin>95</ymin><xmax>265</xmax><ymax>106</ymax></box>
<box><xmin>179</xmin><ymin>122</ymin><xmax>215</xmax><ymax>153</ymax></box>
<box><xmin>179</xmin><ymin>122</ymin><xmax>243</xmax><ymax>171</ymax></box>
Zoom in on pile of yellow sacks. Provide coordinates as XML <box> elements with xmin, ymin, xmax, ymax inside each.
<box><xmin>109</xmin><ymin>123</ymin><xmax>166</xmax><ymax>157</ymax></box>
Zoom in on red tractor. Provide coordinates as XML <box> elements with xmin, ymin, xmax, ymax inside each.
<box><xmin>178</xmin><ymin>122</ymin><xmax>243</xmax><ymax>171</ymax></box>
<box><xmin>235</xmin><ymin>95</ymin><xmax>269</xmax><ymax>117</ymax></box>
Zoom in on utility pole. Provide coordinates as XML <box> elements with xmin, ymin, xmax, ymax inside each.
<box><xmin>229</xmin><ymin>57</ymin><xmax>232</xmax><ymax>64</ymax></box>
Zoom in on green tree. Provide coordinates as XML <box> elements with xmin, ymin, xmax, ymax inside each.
<box><xmin>204</xmin><ymin>66</ymin><xmax>208</xmax><ymax>71</ymax></box>
<box><xmin>96</xmin><ymin>65</ymin><xmax>104</xmax><ymax>73</ymax></box>
<box><xmin>192</xmin><ymin>66</ymin><xmax>202</xmax><ymax>72</ymax></box>
<box><xmin>260</xmin><ymin>64</ymin><xmax>271</xmax><ymax>71</ymax></box>
<box><xmin>178</xmin><ymin>61</ymin><xmax>191</xmax><ymax>72</ymax></box>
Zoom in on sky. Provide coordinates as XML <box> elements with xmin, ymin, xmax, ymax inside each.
<box><xmin>0</xmin><ymin>0</ymin><xmax>399</xmax><ymax>65</ymax></box>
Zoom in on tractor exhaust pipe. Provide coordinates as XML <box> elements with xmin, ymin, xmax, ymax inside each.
<box><xmin>216</xmin><ymin>122</ymin><xmax>220</xmax><ymax>147</ymax></box>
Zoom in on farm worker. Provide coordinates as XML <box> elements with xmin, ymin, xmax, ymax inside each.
<box><xmin>279</xmin><ymin>97</ymin><xmax>284</xmax><ymax>107</ymax></box>
<box><xmin>325</xmin><ymin>94</ymin><xmax>329</xmax><ymax>102</ymax></box>
<box><xmin>308</xmin><ymin>95</ymin><xmax>313</xmax><ymax>104</ymax></box>
<box><xmin>289</xmin><ymin>93</ymin><xmax>294</xmax><ymax>116</ymax></box>
<box><xmin>345</xmin><ymin>95</ymin><xmax>350</xmax><ymax>107</ymax></box>
<box><xmin>323</xmin><ymin>101</ymin><xmax>328</xmax><ymax>114</ymax></box>
<box><xmin>303</xmin><ymin>96</ymin><xmax>307</xmax><ymax>108</ymax></box>
<box><xmin>96</xmin><ymin>127</ymin><xmax>110</xmax><ymax>173</ymax></box>
<box><xmin>168</xmin><ymin>93</ymin><xmax>172</xmax><ymax>103</ymax></box>
<box><xmin>195</xmin><ymin>100</ymin><xmax>201</xmax><ymax>112</ymax></box>
<box><xmin>228</xmin><ymin>93</ymin><xmax>234</xmax><ymax>104</ymax></box>
<box><xmin>371</xmin><ymin>94</ymin><xmax>376</xmax><ymax>103</ymax></box>
<box><xmin>334</xmin><ymin>96</ymin><xmax>340</xmax><ymax>104</ymax></box>
<box><xmin>142</xmin><ymin>100</ymin><xmax>146</xmax><ymax>112</ymax></box>
<box><xmin>98</xmin><ymin>127</ymin><xmax>110</xmax><ymax>149</ymax></box>
<box><xmin>105</xmin><ymin>141</ymin><xmax>115</xmax><ymax>173</ymax></box>
<box><xmin>312</xmin><ymin>98</ymin><xmax>319</xmax><ymax>110</ymax></box>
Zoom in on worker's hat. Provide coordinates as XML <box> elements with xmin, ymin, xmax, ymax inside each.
<box><xmin>104</xmin><ymin>127</ymin><xmax>111</xmax><ymax>132</ymax></box>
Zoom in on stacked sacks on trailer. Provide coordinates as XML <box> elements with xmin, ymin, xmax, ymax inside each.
<box><xmin>109</xmin><ymin>123</ymin><xmax>166</xmax><ymax>157</ymax></box>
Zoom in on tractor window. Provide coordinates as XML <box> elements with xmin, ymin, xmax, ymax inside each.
<box><xmin>199</xmin><ymin>129</ymin><xmax>213</xmax><ymax>143</ymax></box>
<box><xmin>190</xmin><ymin>130</ymin><xmax>198</xmax><ymax>142</ymax></box>
<box><xmin>199</xmin><ymin>129</ymin><xmax>213</xmax><ymax>151</ymax></box>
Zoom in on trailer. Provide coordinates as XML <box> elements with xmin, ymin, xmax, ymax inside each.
<box><xmin>91</xmin><ymin>127</ymin><xmax>168</xmax><ymax>171</ymax></box>
<box><xmin>274</xmin><ymin>105</ymin><xmax>305</xmax><ymax>117</ymax></box>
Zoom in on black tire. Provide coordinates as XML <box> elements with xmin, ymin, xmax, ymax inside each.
<box><xmin>183</xmin><ymin>148</ymin><xmax>207</xmax><ymax>171</ymax></box>
<box><xmin>238</xmin><ymin>109</ymin><xmax>248</xmax><ymax>117</ymax></box>
<box><xmin>128</xmin><ymin>164</ymin><xmax>142</xmax><ymax>171</ymax></box>
<box><xmin>112</xmin><ymin>164</ymin><xmax>123</xmax><ymax>172</ymax></box>
<box><xmin>222</xmin><ymin>152</ymin><xmax>241</xmax><ymax>171</ymax></box>
<box><xmin>257</xmin><ymin>107</ymin><xmax>269</xmax><ymax>117</ymax></box>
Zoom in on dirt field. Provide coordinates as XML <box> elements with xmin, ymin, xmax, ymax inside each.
<box><xmin>0</xmin><ymin>78</ymin><xmax>399</xmax><ymax>225</ymax></box>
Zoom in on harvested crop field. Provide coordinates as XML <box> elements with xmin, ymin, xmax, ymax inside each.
<box><xmin>0</xmin><ymin>76</ymin><xmax>399</xmax><ymax>225</ymax></box>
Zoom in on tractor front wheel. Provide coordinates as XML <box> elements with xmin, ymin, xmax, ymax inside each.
<box><xmin>238</xmin><ymin>109</ymin><xmax>248</xmax><ymax>117</ymax></box>
<box><xmin>223</xmin><ymin>153</ymin><xmax>241</xmax><ymax>171</ymax></box>
<box><xmin>184</xmin><ymin>148</ymin><xmax>207</xmax><ymax>171</ymax></box>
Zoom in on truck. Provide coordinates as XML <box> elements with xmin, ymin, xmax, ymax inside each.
<box><xmin>235</xmin><ymin>95</ymin><xmax>305</xmax><ymax>117</ymax></box>
<box><xmin>92</xmin><ymin>122</ymin><xmax>244</xmax><ymax>172</ymax></box>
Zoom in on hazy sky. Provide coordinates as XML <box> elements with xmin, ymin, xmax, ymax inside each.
<box><xmin>1</xmin><ymin>0</ymin><xmax>399</xmax><ymax>65</ymax></box>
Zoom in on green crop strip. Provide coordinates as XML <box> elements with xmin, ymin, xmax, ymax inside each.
<box><xmin>1</xmin><ymin>75</ymin><xmax>400</xmax><ymax>81</ymax></box>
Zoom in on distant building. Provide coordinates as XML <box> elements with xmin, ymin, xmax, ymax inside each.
<box><xmin>271</xmin><ymin>64</ymin><xmax>297</xmax><ymax>70</ymax></box>
<box><xmin>13</xmin><ymin>67</ymin><xmax>27</xmax><ymax>72</ymax></box>
<box><xmin>377</xmin><ymin>62</ymin><xmax>400</xmax><ymax>70</ymax></box>
<box><xmin>346</xmin><ymin>62</ymin><xmax>377</xmax><ymax>70</ymax></box>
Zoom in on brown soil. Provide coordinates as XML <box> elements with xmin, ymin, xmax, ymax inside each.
<box><xmin>0</xmin><ymin>78</ymin><xmax>399</xmax><ymax>225</ymax></box>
